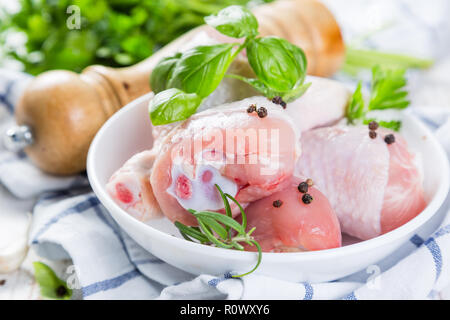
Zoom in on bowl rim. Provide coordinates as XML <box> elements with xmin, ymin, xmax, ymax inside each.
<box><xmin>87</xmin><ymin>92</ymin><xmax>450</xmax><ymax>263</ymax></box>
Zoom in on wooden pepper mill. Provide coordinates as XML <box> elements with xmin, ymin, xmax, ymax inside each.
<box><xmin>4</xmin><ymin>0</ymin><xmax>344</xmax><ymax>175</ymax></box>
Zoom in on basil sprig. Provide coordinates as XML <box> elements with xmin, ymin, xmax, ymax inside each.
<box><xmin>149</xmin><ymin>5</ymin><xmax>309</xmax><ymax>126</ymax></box>
<box><xmin>246</xmin><ymin>36</ymin><xmax>307</xmax><ymax>93</ymax></box>
<box><xmin>150</xmin><ymin>53</ymin><xmax>181</xmax><ymax>94</ymax></box>
<box><xmin>167</xmin><ymin>44</ymin><xmax>236</xmax><ymax>97</ymax></box>
<box><xmin>149</xmin><ymin>88</ymin><xmax>202</xmax><ymax>126</ymax></box>
<box><xmin>204</xmin><ymin>5</ymin><xmax>259</xmax><ymax>39</ymax></box>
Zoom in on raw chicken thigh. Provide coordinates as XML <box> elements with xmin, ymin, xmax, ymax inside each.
<box><xmin>150</xmin><ymin>97</ymin><xmax>301</xmax><ymax>226</ymax></box>
<box><xmin>297</xmin><ymin>125</ymin><xmax>426</xmax><ymax>240</ymax></box>
<box><xmin>243</xmin><ymin>176</ymin><xmax>341</xmax><ymax>252</ymax></box>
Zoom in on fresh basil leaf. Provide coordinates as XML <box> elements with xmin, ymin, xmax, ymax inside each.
<box><xmin>346</xmin><ymin>81</ymin><xmax>365</xmax><ymax>124</ymax></box>
<box><xmin>243</xmin><ymin>79</ymin><xmax>281</xmax><ymax>98</ymax></box>
<box><xmin>150</xmin><ymin>52</ymin><xmax>182</xmax><ymax>93</ymax></box>
<box><xmin>204</xmin><ymin>5</ymin><xmax>259</xmax><ymax>39</ymax></box>
<box><xmin>168</xmin><ymin>44</ymin><xmax>236</xmax><ymax>98</ymax></box>
<box><xmin>247</xmin><ymin>36</ymin><xmax>307</xmax><ymax>93</ymax></box>
<box><xmin>226</xmin><ymin>74</ymin><xmax>310</xmax><ymax>102</ymax></box>
<box><xmin>282</xmin><ymin>81</ymin><xmax>311</xmax><ymax>102</ymax></box>
<box><xmin>33</xmin><ymin>262</ymin><xmax>72</xmax><ymax>300</ymax></box>
<box><xmin>368</xmin><ymin>66</ymin><xmax>410</xmax><ymax>110</ymax></box>
<box><xmin>226</xmin><ymin>74</ymin><xmax>281</xmax><ymax>97</ymax></box>
<box><xmin>149</xmin><ymin>88</ymin><xmax>202</xmax><ymax>125</ymax></box>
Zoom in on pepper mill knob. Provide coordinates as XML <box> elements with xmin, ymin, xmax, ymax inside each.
<box><xmin>3</xmin><ymin>125</ymin><xmax>33</xmax><ymax>152</ymax></box>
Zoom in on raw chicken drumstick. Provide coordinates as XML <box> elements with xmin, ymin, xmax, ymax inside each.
<box><xmin>150</xmin><ymin>97</ymin><xmax>301</xmax><ymax>226</ymax></box>
<box><xmin>106</xmin><ymin>149</ymin><xmax>162</xmax><ymax>221</ymax></box>
<box><xmin>243</xmin><ymin>176</ymin><xmax>342</xmax><ymax>252</ymax></box>
<box><xmin>297</xmin><ymin>125</ymin><xmax>426</xmax><ymax>240</ymax></box>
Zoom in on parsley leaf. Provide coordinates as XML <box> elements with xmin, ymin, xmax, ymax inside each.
<box><xmin>369</xmin><ymin>66</ymin><xmax>410</xmax><ymax>110</ymax></box>
<box><xmin>33</xmin><ymin>262</ymin><xmax>72</xmax><ymax>300</ymax></box>
<box><xmin>363</xmin><ymin>119</ymin><xmax>402</xmax><ymax>131</ymax></box>
<box><xmin>346</xmin><ymin>81</ymin><xmax>365</xmax><ymax>124</ymax></box>
<box><xmin>345</xmin><ymin>65</ymin><xmax>410</xmax><ymax>129</ymax></box>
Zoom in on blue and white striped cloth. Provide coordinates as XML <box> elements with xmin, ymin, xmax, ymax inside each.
<box><xmin>1</xmin><ymin>0</ymin><xmax>450</xmax><ymax>300</ymax></box>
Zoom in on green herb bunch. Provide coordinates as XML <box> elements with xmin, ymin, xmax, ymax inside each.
<box><xmin>175</xmin><ymin>184</ymin><xmax>262</xmax><ymax>278</ymax></box>
<box><xmin>149</xmin><ymin>5</ymin><xmax>310</xmax><ymax>125</ymax></box>
<box><xmin>346</xmin><ymin>65</ymin><xmax>410</xmax><ymax>131</ymax></box>
<box><xmin>0</xmin><ymin>0</ymin><xmax>272</xmax><ymax>75</ymax></box>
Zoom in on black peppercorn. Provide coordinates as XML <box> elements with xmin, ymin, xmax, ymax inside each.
<box><xmin>56</xmin><ymin>285</ymin><xmax>67</xmax><ymax>297</ymax></box>
<box><xmin>272</xmin><ymin>96</ymin><xmax>283</xmax><ymax>105</ymax></box>
<box><xmin>0</xmin><ymin>279</ymin><xmax>5</xmax><ymax>286</ymax></box>
<box><xmin>298</xmin><ymin>182</ymin><xmax>308</xmax><ymax>193</ymax></box>
<box><xmin>384</xmin><ymin>134</ymin><xmax>396</xmax><ymax>144</ymax></box>
<box><xmin>257</xmin><ymin>107</ymin><xmax>268</xmax><ymax>118</ymax></box>
<box><xmin>302</xmin><ymin>193</ymin><xmax>313</xmax><ymax>204</ymax></box>
<box><xmin>247</xmin><ymin>104</ymin><xmax>256</xmax><ymax>113</ymax></box>
<box><xmin>273</xmin><ymin>200</ymin><xmax>283</xmax><ymax>208</ymax></box>
<box><xmin>280</xmin><ymin>101</ymin><xmax>287</xmax><ymax>109</ymax></box>
<box><xmin>369</xmin><ymin>130</ymin><xmax>377</xmax><ymax>139</ymax></box>
<box><xmin>368</xmin><ymin>121</ymin><xmax>379</xmax><ymax>131</ymax></box>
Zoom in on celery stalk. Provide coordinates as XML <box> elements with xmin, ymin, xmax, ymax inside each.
<box><xmin>343</xmin><ymin>46</ymin><xmax>434</xmax><ymax>75</ymax></box>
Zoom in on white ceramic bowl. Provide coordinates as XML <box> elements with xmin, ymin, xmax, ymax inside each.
<box><xmin>87</xmin><ymin>92</ymin><xmax>449</xmax><ymax>282</ymax></box>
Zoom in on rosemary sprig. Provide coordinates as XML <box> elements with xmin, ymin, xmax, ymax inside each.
<box><xmin>174</xmin><ymin>184</ymin><xmax>262</xmax><ymax>278</ymax></box>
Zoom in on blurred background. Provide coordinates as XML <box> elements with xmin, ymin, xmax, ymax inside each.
<box><xmin>1</xmin><ymin>0</ymin><xmax>450</xmax><ymax>107</ymax></box>
<box><xmin>0</xmin><ymin>0</ymin><xmax>274</xmax><ymax>73</ymax></box>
